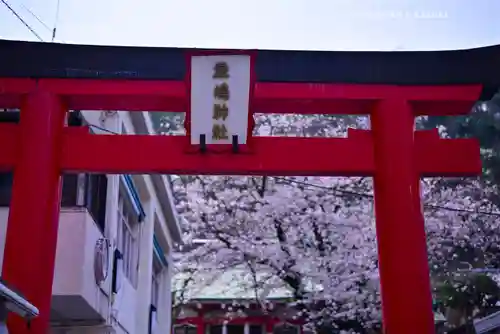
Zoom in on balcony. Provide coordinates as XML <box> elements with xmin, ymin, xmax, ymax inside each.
<box><xmin>50</xmin><ymin>207</ymin><xmax>111</xmax><ymax>327</ymax></box>
<box><xmin>0</xmin><ymin>206</ymin><xmax>111</xmax><ymax>326</ymax></box>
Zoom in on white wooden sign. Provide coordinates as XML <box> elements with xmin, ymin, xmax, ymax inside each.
<box><xmin>189</xmin><ymin>55</ymin><xmax>252</xmax><ymax>145</ymax></box>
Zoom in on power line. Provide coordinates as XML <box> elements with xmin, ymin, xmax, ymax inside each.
<box><xmin>18</xmin><ymin>2</ymin><xmax>51</xmax><ymax>32</ymax></box>
<box><xmin>85</xmin><ymin>123</ymin><xmax>500</xmax><ymax>218</ymax></box>
<box><xmin>1</xmin><ymin>0</ymin><xmax>43</xmax><ymax>41</ymax></box>
<box><xmin>272</xmin><ymin>176</ymin><xmax>500</xmax><ymax>218</ymax></box>
<box><xmin>4</xmin><ymin>0</ymin><xmax>62</xmax><ymax>43</ymax></box>
<box><xmin>52</xmin><ymin>0</ymin><xmax>61</xmax><ymax>42</ymax></box>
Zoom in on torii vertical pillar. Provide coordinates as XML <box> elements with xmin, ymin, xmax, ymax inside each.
<box><xmin>372</xmin><ymin>98</ymin><xmax>434</xmax><ymax>333</ymax></box>
<box><xmin>1</xmin><ymin>89</ymin><xmax>66</xmax><ymax>334</ymax></box>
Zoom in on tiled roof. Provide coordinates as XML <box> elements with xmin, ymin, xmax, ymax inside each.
<box><xmin>173</xmin><ymin>268</ymin><xmax>294</xmax><ymax>301</ymax></box>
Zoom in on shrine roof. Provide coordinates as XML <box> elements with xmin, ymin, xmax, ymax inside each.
<box><xmin>1</xmin><ymin>39</ymin><xmax>500</xmax><ymax>100</ymax></box>
<box><xmin>172</xmin><ymin>268</ymin><xmax>295</xmax><ymax>302</ymax></box>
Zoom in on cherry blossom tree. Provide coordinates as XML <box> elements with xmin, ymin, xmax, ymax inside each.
<box><xmin>420</xmin><ymin>96</ymin><xmax>500</xmax><ymax>329</ymax></box>
<box><xmin>163</xmin><ymin>111</ymin><xmax>500</xmax><ymax>332</ymax></box>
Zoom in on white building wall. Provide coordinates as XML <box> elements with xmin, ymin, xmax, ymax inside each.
<box><xmin>156</xmin><ymin>261</ymin><xmax>174</xmax><ymax>333</ymax></box>
<box><xmin>120</xmin><ymin>111</ymin><xmax>174</xmax><ymax>334</ymax></box>
<box><xmin>0</xmin><ymin>110</ymin><xmax>177</xmax><ymax>334</ymax></box>
<box><xmin>134</xmin><ymin>199</ymin><xmax>155</xmax><ymax>333</ymax></box>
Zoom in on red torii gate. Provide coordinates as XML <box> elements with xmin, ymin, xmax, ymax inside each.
<box><xmin>0</xmin><ymin>40</ymin><xmax>498</xmax><ymax>334</ymax></box>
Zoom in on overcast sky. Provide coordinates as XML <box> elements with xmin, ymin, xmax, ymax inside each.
<box><xmin>0</xmin><ymin>0</ymin><xmax>499</xmax><ymax>51</ymax></box>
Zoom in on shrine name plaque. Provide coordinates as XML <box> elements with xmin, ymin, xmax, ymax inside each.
<box><xmin>189</xmin><ymin>54</ymin><xmax>252</xmax><ymax>145</ymax></box>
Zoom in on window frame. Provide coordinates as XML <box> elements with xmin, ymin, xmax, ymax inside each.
<box><xmin>174</xmin><ymin>324</ymin><xmax>198</xmax><ymax>334</ymax></box>
<box><xmin>151</xmin><ymin>254</ymin><xmax>163</xmax><ymax>308</ymax></box>
<box><xmin>273</xmin><ymin>323</ymin><xmax>300</xmax><ymax>334</ymax></box>
<box><xmin>117</xmin><ymin>190</ymin><xmax>140</xmax><ymax>288</ymax></box>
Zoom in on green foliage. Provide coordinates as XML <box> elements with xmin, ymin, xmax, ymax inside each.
<box><xmin>421</xmin><ymin>93</ymin><xmax>500</xmax><ymax>208</ymax></box>
<box><xmin>435</xmin><ymin>274</ymin><xmax>500</xmax><ymax>319</ymax></box>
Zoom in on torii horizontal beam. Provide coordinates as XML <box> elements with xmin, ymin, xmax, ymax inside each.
<box><xmin>0</xmin><ymin>78</ymin><xmax>482</xmax><ymax>115</ymax></box>
<box><xmin>0</xmin><ymin>124</ymin><xmax>482</xmax><ymax>176</ymax></box>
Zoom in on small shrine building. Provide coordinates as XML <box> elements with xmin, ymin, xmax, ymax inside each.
<box><xmin>172</xmin><ymin>268</ymin><xmax>304</xmax><ymax>334</ymax></box>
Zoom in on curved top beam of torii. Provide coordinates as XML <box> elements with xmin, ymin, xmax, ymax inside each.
<box><xmin>0</xmin><ymin>39</ymin><xmax>500</xmax><ymax>100</ymax></box>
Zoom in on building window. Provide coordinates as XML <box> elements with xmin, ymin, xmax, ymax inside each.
<box><xmin>0</xmin><ymin>111</ymin><xmax>109</xmax><ymax>228</ymax></box>
<box><xmin>117</xmin><ymin>193</ymin><xmax>139</xmax><ymax>288</ymax></box>
<box><xmin>250</xmin><ymin>325</ymin><xmax>264</xmax><ymax>334</ymax></box>
<box><xmin>85</xmin><ymin>174</ymin><xmax>108</xmax><ymax>232</ymax></box>
<box><xmin>174</xmin><ymin>324</ymin><xmax>197</xmax><ymax>334</ymax></box>
<box><xmin>58</xmin><ymin>172</ymin><xmax>108</xmax><ymax>231</ymax></box>
<box><xmin>0</xmin><ymin>172</ymin><xmax>13</xmax><ymax>207</ymax></box>
<box><xmin>0</xmin><ymin>171</ymin><xmax>108</xmax><ymax>226</ymax></box>
<box><xmin>82</xmin><ymin>120</ymin><xmax>108</xmax><ymax>232</ymax></box>
<box><xmin>209</xmin><ymin>325</ymin><xmax>223</xmax><ymax>334</ymax></box>
<box><xmin>273</xmin><ymin>323</ymin><xmax>299</xmax><ymax>334</ymax></box>
<box><xmin>151</xmin><ymin>254</ymin><xmax>163</xmax><ymax>309</ymax></box>
<box><xmin>228</xmin><ymin>325</ymin><xmax>245</xmax><ymax>334</ymax></box>
<box><xmin>208</xmin><ymin>325</ymin><xmax>263</xmax><ymax>334</ymax></box>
